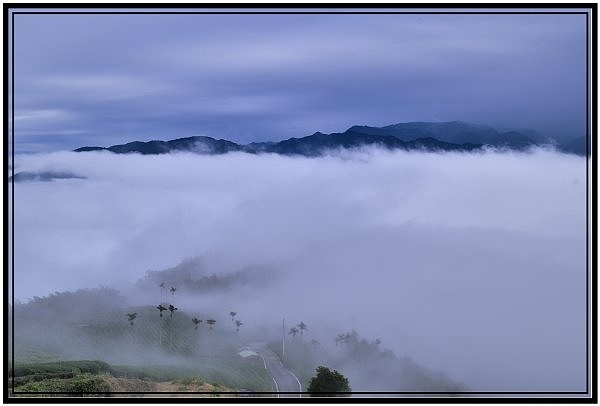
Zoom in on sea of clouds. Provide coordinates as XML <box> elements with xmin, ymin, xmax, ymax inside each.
<box><xmin>9</xmin><ymin>147</ymin><xmax>588</xmax><ymax>391</ymax></box>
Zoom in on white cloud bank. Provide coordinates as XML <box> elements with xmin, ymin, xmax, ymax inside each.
<box><xmin>10</xmin><ymin>148</ymin><xmax>587</xmax><ymax>391</ymax></box>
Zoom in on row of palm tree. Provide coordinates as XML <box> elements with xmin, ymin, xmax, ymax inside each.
<box><xmin>335</xmin><ymin>331</ymin><xmax>381</xmax><ymax>348</ymax></box>
<box><xmin>289</xmin><ymin>321</ymin><xmax>308</xmax><ymax>338</ymax></box>
<box><xmin>189</xmin><ymin>317</ymin><xmax>217</xmax><ymax>330</ymax></box>
<box><xmin>125</xmin><ymin>284</ymin><xmax>247</xmax><ymax>352</ymax></box>
<box><xmin>229</xmin><ymin>311</ymin><xmax>244</xmax><ymax>333</ymax></box>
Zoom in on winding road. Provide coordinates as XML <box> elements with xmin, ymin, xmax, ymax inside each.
<box><xmin>245</xmin><ymin>343</ymin><xmax>302</xmax><ymax>397</ymax></box>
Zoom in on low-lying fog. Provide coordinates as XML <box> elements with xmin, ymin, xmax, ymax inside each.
<box><xmin>10</xmin><ymin>147</ymin><xmax>587</xmax><ymax>391</ymax></box>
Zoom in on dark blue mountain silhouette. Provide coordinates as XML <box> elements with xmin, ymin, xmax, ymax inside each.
<box><xmin>559</xmin><ymin>136</ymin><xmax>587</xmax><ymax>156</ymax></box>
<box><xmin>9</xmin><ymin>171</ymin><xmax>86</xmax><ymax>182</ymax></box>
<box><xmin>347</xmin><ymin>121</ymin><xmax>536</xmax><ymax>147</ymax></box>
<box><xmin>74</xmin><ymin>121</ymin><xmax>573</xmax><ymax>157</ymax></box>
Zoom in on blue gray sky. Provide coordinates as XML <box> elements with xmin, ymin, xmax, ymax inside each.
<box><xmin>11</xmin><ymin>10</ymin><xmax>588</xmax><ymax>152</ymax></box>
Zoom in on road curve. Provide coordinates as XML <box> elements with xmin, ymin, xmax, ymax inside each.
<box><xmin>246</xmin><ymin>342</ymin><xmax>302</xmax><ymax>398</ymax></box>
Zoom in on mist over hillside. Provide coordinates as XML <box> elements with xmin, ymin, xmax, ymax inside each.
<box><xmin>9</xmin><ymin>147</ymin><xmax>587</xmax><ymax>393</ymax></box>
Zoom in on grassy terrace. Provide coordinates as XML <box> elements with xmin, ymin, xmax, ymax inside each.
<box><xmin>8</xmin><ymin>358</ymin><xmax>271</xmax><ymax>397</ymax></box>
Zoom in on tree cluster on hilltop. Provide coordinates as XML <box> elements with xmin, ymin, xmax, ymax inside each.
<box><xmin>16</xmin><ymin>287</ymin><xmax>125</xmax><ymax>322</ymax></box>
<box><xmin>135</xmin><ymin>258</ymin><xmax>276</xmax><ymax>294</ymax></box>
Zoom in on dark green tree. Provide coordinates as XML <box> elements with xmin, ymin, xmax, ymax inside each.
<box><xmin>307</xmin><ymin>366</ymin><xmax>351</xmax><ymax>396</ymax></box>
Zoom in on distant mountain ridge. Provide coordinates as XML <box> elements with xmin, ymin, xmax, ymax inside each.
<box><xmin>75</xmin><ymin>136</ymin><xmax>241</xmax><ymax>155</ymax></box>
<box><xmin>9</xmin><ymin>171</ymin><xmax>86</xmax><ymax>183</ymax></box>
<box><xmin>346</xmin><ymin>121</ymin><xmax>543</xmax><ymax>147</ymax></box>
<box><xmin>74</xmin><ymin>121</ymin><xmax>585</xmax><ymax>156</ymax></box>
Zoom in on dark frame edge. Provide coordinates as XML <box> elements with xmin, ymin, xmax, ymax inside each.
<box><xmin>2</xmin><ymin>4</ymin><xmax>596</xmax><ymax>404</ymax></box>
<box><xmin>3</xmin><ymin>2</ymin><xmax>10</xmax><ymax>403</ymax></box>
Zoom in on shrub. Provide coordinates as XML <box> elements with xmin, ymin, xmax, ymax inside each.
<box><xmin>175</xmin><ymin>376</ymin><xmax>205</xmax><ymax>386</ymax></box>
<box><xmin>11</xmin><ymin>360</ymin><xmax>112</xmax><ymax>377</ymax></box>
<box><xmin>15</xmin><ymin>373</ymin><xmax>111</xmax><ymax>393</ymax></box>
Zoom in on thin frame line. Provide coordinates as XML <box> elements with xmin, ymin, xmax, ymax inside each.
<box><xmin>585</xmin><ymin>9</ymin><xmax>589</xmax><ymax>395</ymax></box>
<box><xmin>590</xmin><ymin>3</ymin><xmax>598</xmax><ymax>402</ymax></box>
<box><xmin>11</xmin><ymin>8</ymin><xmax>15</xmax><ymax>398</ymax></box>
<box><xmin>8</xmin><ymin>11</ymin><xmax>591</xmax><ymax>15</ymax></box>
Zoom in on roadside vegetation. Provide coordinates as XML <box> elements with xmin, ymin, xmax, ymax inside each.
<box><xmin>271</xmin><ymin>329</ymin><xmax>466</xmax><ymax>393</ymax></box>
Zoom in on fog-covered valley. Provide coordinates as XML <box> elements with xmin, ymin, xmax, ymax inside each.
<box><xmin>9</xmin><ymin>147</ymin><xmax>587</xmax><ymax>393</ymax></box>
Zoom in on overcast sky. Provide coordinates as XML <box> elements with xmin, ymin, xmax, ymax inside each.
<box><xmin>11</xmin><ymin>10</ymin><xmax>588</xmax><ymax>152</ymax></box>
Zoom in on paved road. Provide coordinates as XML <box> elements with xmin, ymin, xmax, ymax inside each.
<box><xmin>246</xmin><ymin>342</ymin><xmax>302</xmax><ymax>398</ymax></box>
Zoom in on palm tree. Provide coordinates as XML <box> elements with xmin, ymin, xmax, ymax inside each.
<box><xmin>168</xmin><ymin>304</ymin><xmax>178</xmax><ymax>318</ymax></box>
<box><xmin>289</xmin><ymin>327</ymin><xmax>299</xmax><ymax>338</ymax></box>
<box><xmin>167</xmin><ymin>305</ymin><xmax>178</xmax><ymax>350</ymax></box>
<box><xmin>297</xmin><ymin>322</ymin><xmax>307</xmax><ymax>336</ymax></box>
<box><xmin>341</xmin><ymin>332</ymin><xmax>355</xmax><ymax>347</ymax></box>
<box><xmin>156</xmin><ymin>305</ymin><xmax>168</xmax><ymax>347</ymax></box>
<box><xmin>126</xmin><ymin>313</ymin><xmax>137</xmax><ymax>326</ymax></box>
<box><xmin>157</xmin><ymin>304</ymin><xmax>167</xmax><ymax>317</ymax></box>
<box><xmin>206</xmin><ymin>319</ymin><xmax>216</xmax><ymax>330</ymax></box>
<box><xmin>335</xmin><ymin>333</ymin><xmax>353</xmax><ymax>350</ymax></box>
<box><xmin>229</xmin><ymin>311</ymin><xmax>237</xmax><ymax>322</ymax></box>
<box><xmin>235</xmin><ymin>320</ymin><xmax>243</xmax><ymax>333</ymax></box>
<box><xmin>192</xmin><ymin>317</ymin><xmax>202</xmax><ymax>330</ymax></box>
<box><xmin>170</xmin><ymin>286</ymin><xmax>176</xmax><ymax>297</ymax></box>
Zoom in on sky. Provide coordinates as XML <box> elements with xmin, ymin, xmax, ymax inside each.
<box><xmin>10</xmin><ymin>147</ymin><xmax>587</xmax><ymax>391</ymax></box>
<box><xmin>10</xmin><ymin>9</ymin><xmax>588</xmax><ymax>153</ymax></box>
